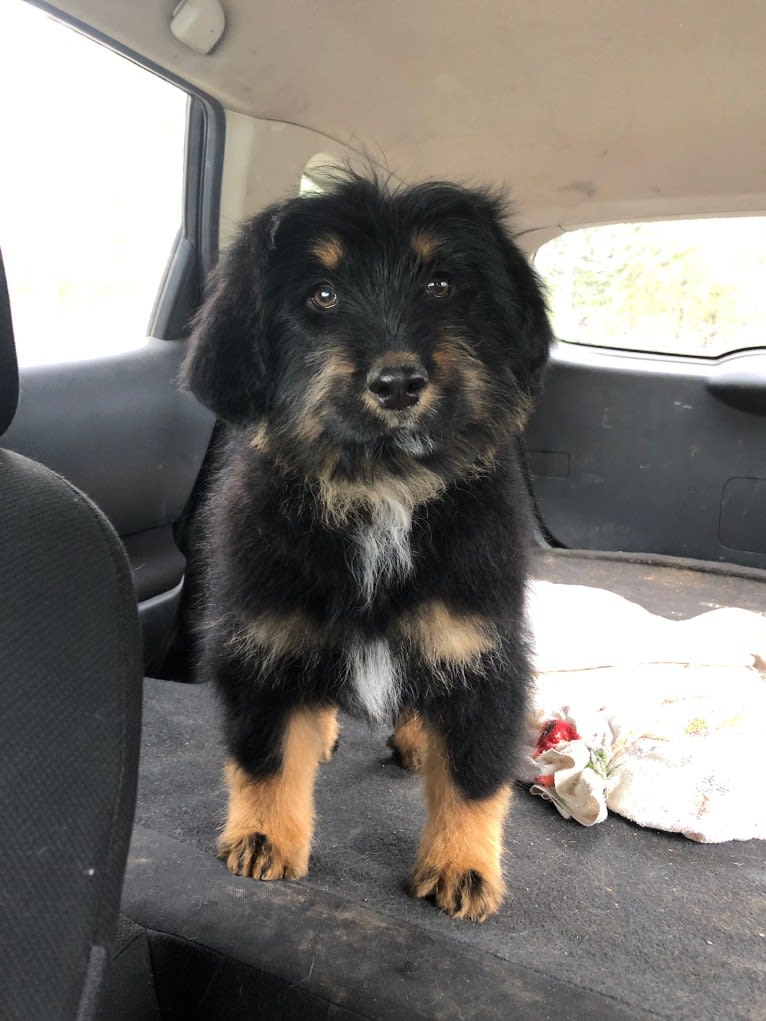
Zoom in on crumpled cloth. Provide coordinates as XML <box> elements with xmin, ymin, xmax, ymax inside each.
<box><xmin>520</xmin><ymin>580</ymin><xmax>766</xmax><ymax>842</ymax></box>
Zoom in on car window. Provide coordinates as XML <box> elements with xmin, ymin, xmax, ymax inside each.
<box><xmin>535</xmin><ymin>217</ymin><xmax>766</xmax><ymax>358</ymax></box>
<box><xmin>0</xmin><ymin>1</ymin><xmax>186</xmax><ymax>367</ymax></box>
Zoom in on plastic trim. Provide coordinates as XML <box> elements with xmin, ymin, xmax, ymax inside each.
<box><xmin>539</xmin><ymin>545</ymin><xmax>766</xmax><ymax>584</ymax></box>
<box><xmin>150</xmin><ymin>93</ymin><xmax>225</xmax><ymax>338</ymax></box>
<box><xmin>139</xmin><ymin>578</ymin><xmax>185</xmax><ymax>673</ymax></box>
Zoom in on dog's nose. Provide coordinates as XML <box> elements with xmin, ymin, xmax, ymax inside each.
<box><xmin>367</xmin><ymin>365</ymin><xmax>429</xmax><ymax>410</ymax></box>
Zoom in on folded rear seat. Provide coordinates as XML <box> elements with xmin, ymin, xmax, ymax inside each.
<box><xmin>102</xmin><ymin>553</ymin><xmax>766</xmax><ymax>1020</ymax></box>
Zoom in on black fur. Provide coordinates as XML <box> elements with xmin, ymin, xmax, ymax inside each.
<box><xmin>182</xmin><ymin>171</ymin><xmax>552</xmax><ymax>803</ymax></box>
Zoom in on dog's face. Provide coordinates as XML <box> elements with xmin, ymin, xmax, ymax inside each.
<box><xmin>182</xmin><ymin>174</ymin><xmax>551</xmax><ymax>488</ymax></box>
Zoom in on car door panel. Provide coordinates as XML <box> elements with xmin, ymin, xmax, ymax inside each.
<box><xmin>4</xmin><ymin>338</ymin><xmax>214</xmax><ymax>663</ymax></box>
<box><xmin>5</xmin><ymin>339</ymin><xmax>213</xmax><ymax>538</ymax></box>
<box><xmin>525</xmin><ymin>343</ymin><xmax>766</xmax><ymax>569</ymax></box>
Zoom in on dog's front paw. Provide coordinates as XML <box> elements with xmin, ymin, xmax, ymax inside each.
<box><xmin>410</xmin><ymin>860</ymin><xmax>504</xmax><ymax>922</ymax></box>
<box><xmin>218</xmin><ymin>831</ymin><xmax>309</xmax><ymax>881</ymax></box>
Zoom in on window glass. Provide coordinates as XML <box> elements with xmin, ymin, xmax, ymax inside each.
<box><xmin>0</xmin><ymin>2</ymin><xmax>187</xmax><ymax>366</ymax></box>
<box><xmin>535</xmin><ymin>218</ymin><xmax>766</xmax><ymax>357</ymax></box>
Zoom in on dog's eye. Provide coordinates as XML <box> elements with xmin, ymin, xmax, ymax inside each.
<box><xmin>310</xmin><ymin>283</ymin><xmax>338</xmax><ymax>310</ymax></box>
<box><xmin>426</xmin><ymin>277</ymin><xmax>452</xmax><ymax>299</ymax></box>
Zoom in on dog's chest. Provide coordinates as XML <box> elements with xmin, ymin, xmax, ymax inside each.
<box><xmin>350</xmin><ymin>495</ymin><xmax>414</xmax><ymax>606</ymax></box>
<box><xmin>345</xmin><ymin>495</ymin><xmax>413</xmax><ymax>719</ymax></box>
<box><xmin>345</xmin><ymin>636</ymin><xmax>397</xmax><ymax>721</ymax></box>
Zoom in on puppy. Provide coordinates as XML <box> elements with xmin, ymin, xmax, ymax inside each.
<box><xmin>181</xmin><ymin>172</ymin><xmax>551</xmax><ymax>921</ymax></box>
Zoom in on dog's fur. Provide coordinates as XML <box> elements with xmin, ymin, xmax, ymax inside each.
<box><xmin>181</xmin><ymin>172</ymin><xmax>552</xmax><ymax>921</ymax></box>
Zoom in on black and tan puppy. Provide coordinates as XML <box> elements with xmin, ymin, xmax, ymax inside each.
<box><xmin>181</xmin><ymin>172</ymin><xmax>551</xmax><ymax>921</ymax></box>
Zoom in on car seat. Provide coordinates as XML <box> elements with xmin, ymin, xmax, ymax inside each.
<box><xmin>0</xmin><ymin>249</ymin><xmax>143</xmax><ymax>1020</ymax></box>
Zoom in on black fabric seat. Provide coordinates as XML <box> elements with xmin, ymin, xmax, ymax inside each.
<box><xmin>0</xmin><ymin>251</ymin><xmax>143</xmax><ymax>1020</ymax></box>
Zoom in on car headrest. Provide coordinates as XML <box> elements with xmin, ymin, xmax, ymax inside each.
<box><xmin>0</xmin><ymin>250</ymin><xmax>19</xmax><ymax>438</ymax></box>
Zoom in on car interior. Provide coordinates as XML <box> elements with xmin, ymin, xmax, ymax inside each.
<box><xmin>1</xmin><ymin>1</ymin><xmax>764</xmax><ymax>1019</ymax></box>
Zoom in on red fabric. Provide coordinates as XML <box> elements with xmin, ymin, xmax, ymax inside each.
<box><xmin>534</xmin><ymin>719</ymin><xmax>581</xmax><ymax>757</ymax></box>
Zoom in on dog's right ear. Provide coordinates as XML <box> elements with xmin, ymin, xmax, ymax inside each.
<box><xmin>179</xmin><ymin>203</ymin><xmax>284</xmax><ymax>425</ymax></box>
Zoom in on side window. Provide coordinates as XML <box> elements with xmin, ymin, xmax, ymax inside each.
<box><xmin>535</xmin><ymin>218</ymin><xmax>766</xmax><ymax>358</ymax></box>
<box><xmin>0</xmin><ymin>2</ymin><xmax>187</xmax><ymax>367</ymax></box>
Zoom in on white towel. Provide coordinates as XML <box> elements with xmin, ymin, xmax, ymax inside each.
<box><xmin>522</xmin><ymin>580</ymin><xmax>766</xmax><ymax>843</ymax></box>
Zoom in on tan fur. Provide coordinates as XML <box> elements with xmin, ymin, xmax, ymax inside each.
<box><xmin>368</xmin><ymin>350</ymin><xmax>423</xmax><ymax>372</ymax></box>
<box><xmin>312</xmin><ymin>437</ymin><xmax>502</xmax><ymax>529</ymax></box>
<box><xmin>315</xmin><ymin>706</ymin><xmax>340</xmax><ymax>763</ymax></box>
<box><xmin>309</xmin><ymin>428</ymin><xmax>497</xmax><ymax>531</ymax></box>
<box><xmin>410</xmin><ymin>229</ymin><xmax>441</xmax><ymax>262</ymax></box>
<box><xmin>430</xmin><ymin>338</ymin><xmax>457</xmax><ymax>376</ymax></box>
<box><xmin>361</xmin><ymin>387</ymin><xmax>388</xmax><ymax>417</ymax></box>
<box><xmin>315</xmin><ymin>465</ymin><xmax>445</xmax><ymax>529</ymax></box>
<box><xmin>507</xmin><ymin>386</ymin><xmax>534</xmax><ymax>434</ymax></box>
<box><xmin>432</xmin><ymin>333</ymin><xmax>490</xmax><ymax>419</ymax></box>
<box><xmin>296</xmin><ymin>351</ymin><xmax>356</xmax><ymax>443</ymax></box>
<box><xmin>398</xmin><ymin>599</ymin><xmax>500</xmax><ymax>671</ymax></box>
<box><xmin>411</xmin><ymin>729</ymin><xmax>510</xmax><ymax>921</ymax></box>
<box><xmin>218</xmin><ymin>708</ymin><xmax>327</xmax><ymax>880</ymax></box>
<box><xmin>233</xmin><ymin>609</ymin><xmax>327</xmax><ymax>670</ymax></box>
<box><xmin>249</xmin><ymin>421</ymin><xmax>270</xmax><ymax>453</ymax></box>
<box><xmin>433</xmin><ymin>332</ymin><xmax>533</xmax><ymax>434</ymax></box>
<box><xmin>311</xmin><ymin>234</ymin><xmax>344</xmax><ymax>270</ymax></box>
<box><xmin>387</xmin><ymin>711</ymin><xmax>428</xmax><ymax>771</ymax></box>
<box><xmin>411</xmin><ymin>373</ymin><xmax>440</xmax><ymax>417</ymax></box>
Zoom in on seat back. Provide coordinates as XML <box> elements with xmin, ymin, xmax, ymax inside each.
<box><xmin>0</xmin><ymin>250</ymin><xmax>143</xmax><ymax>1020</ymax></box>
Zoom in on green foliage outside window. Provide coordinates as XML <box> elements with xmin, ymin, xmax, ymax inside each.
<box><xmin>535</xmin><ymin>218</ymin><xmax>766</xmax><ymax>357</ymax></box>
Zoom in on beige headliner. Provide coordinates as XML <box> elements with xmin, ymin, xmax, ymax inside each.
<box><xmin>47</xmin><ymin>0</ymin><xmax>766</xmax><ymax>236</ymax></box>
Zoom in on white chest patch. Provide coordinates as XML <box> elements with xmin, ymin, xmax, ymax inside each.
<box><xmin>352</xmin><ymin>494</ymin><xmax>413</xmax><ymax>606</ymax></box>
<box><xmin>346</xmin><ymin>636</ymin><xmax>397</xmax><ymax>722</ymax></box>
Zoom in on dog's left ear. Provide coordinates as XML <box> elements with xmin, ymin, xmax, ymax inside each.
<box><xmin>492</xmin><ymin>225</ymin><xmax>553</xmax><ymax>400</ymax></box>
<box><xmin>179</xmin><ymin>203</ymin><xmax>285</xmax><ymax>425</ymax></box>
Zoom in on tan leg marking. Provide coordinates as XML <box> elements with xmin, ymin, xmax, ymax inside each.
<box><xmin>411</xmin><ymin>731</ymin><xmax>511</xmax><ymax>922</ymax></box>
<box><xmin>387</xmin><ymin>711</ymin><xmax>428</xmax><ymax>772</ymax></box>
<box><xmin>316</xmin><ymin>706</ymin><xmax>340</xmax><ymax>763</ymax></box>
<box><xmin>218</xmin><ymin>708</ymin><xmax>326</xmax><ymax>881</ymax></box>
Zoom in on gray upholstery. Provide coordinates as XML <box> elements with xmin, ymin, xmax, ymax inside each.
<box><xmin>118</xmin><ymin>556</ymin><xmax>766</xmax><ymax>1020</ymax></box>
<box><xmin>0</xmin><ymin>251</ymin><xmax>143</xmax><ymax>1020</ymax></box>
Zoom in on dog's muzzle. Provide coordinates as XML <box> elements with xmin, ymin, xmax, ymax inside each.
<box><xmin>367</xmin><ymin>364</ymin><xmax>429</xmax><ymax>411</ymax></box>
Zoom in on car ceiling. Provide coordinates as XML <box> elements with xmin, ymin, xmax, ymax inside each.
<box><xmin>42</xmin><ymin>0</ymin><xmax>766</xmax><ymax>231</ymax></box>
